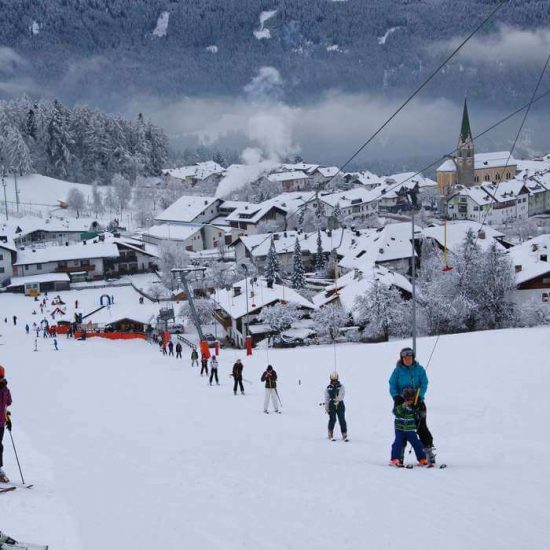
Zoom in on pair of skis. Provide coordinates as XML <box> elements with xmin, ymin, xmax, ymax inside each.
<box><xmin>390</xmin><ymin>462</ymin><xmax>447</xmax><ymax>469</ymax></box>
<box><xmin>0</xmin><ymin>483</ymin><xmax>34</xmax><ymax>494</ymax></box>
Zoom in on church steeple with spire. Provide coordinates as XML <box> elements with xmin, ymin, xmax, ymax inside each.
<box><xmin>456</xmin><ymin>98</ymin><xmax>475</xmax><ymax>187</ymax></box>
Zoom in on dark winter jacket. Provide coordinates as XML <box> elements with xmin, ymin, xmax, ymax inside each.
<box><xmin>191</xmin><ymin>350</ymin><xmax>198</xmax><ymax>360</ymax></box>
<box><xmin>168</xmin><ymin>342</ymin><xmax>174</xmax><ymax>351</ymax></box>
<box><xmin>175</xmin><ymin>343</ymin><xmax>182</xmax><ymax>353</ymax></box>
<box><xmin>261</xmin><ymin>369</ymin><xmax>277</xmax><ymax>388</ymax></box>
<box><xmin>232</xmin><ymin>361</ymin><xmax>243</xmax><ymax>380</ymax></box>
<box><xmin>393</xmin><ymin>404</ymin><xmax>418</xmax><ymax>432</ymax></box>
<box><xmin>389</xmin><ymin>361</ymin><xmax>428</xmax><ymax>400</ymax></box>
<box><xmin>324</xmin><ymin>381</ymin><xmax>345</xmax><ymax>407</ymax></box>
<box><xmin>0</xmin><ymin>379</ymin><xmax>12</xmax><ymax>427</ymax></box>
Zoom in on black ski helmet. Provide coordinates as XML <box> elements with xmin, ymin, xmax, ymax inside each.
<box><xmin>400</xmin><ymin>347</ymin><xmax>415</xmax><ymax>361</ymax></box>
<box><xmin>401</xmin><ymin>387</ymin><xmax>416</xmax><ymax>401</ymax></box>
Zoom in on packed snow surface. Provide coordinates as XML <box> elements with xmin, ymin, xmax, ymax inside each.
<box><xmin>1</xmin><ymin>287</ymin><xmax>550</xmax><ymax>549</ymax></box>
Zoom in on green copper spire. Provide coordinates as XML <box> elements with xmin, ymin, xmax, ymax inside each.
<box><xmin>460</xmin><ymin>98</ymin><xmax>472</xmax><ymax>142</ymax></box>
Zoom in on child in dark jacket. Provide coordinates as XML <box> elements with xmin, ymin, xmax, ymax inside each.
<box><xmin>390</xmin><ymin>388</ymin><xmax>428</xmax><ymax>467</ymax></box>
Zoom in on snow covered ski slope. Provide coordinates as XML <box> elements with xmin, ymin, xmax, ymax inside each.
<box><xmin>1</xmin><ymin>290</ymin><xmax>550</xmax><ymax>549</ymax></box>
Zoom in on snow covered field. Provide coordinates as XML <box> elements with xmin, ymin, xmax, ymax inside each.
<box><xmin>1</xmin><ymin>289</ymin><xmax>550</xmax><ymax>549</ymax></box>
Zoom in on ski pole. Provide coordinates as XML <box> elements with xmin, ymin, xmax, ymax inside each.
<box><xmin>275</xmin><ymin>388</ymin><xmax>283</xmax><ymax>408</ymax></box>
<box><xmin>6</xmin><ymin>413</ymin><xmax>26</xmax><ymax>485</ymax></box>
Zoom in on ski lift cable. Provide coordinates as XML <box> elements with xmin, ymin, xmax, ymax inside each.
<box><xmin>319</xmin><ymin>0</ymin><xmax>510</xmax><ymax>190</ymax></box>
<box><xmin>472</xmin><ymin>52</ymin><xmax>550</xmax><ymax>250</ymax></box>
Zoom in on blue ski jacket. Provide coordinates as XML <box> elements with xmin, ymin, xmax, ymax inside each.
<box><xmin>389</xmin><ymin>361</ymin><xmax>428</xmax><ymax>400</ymax></box>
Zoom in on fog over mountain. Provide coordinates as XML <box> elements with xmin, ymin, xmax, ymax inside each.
<box><xmin>1</xmin><ymin>0</ymin><xmax>549</xmax><ymax>170</ymax></box>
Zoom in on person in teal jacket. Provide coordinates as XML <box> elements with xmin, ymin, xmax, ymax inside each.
<box><xmin>389</xmin><ymin>347</ymin><xmax>435</xmax><ymax>463</ymax></box>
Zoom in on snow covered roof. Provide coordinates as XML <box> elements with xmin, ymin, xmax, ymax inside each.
<box><xmin>213</xmin><ymin>277</ymin><xmax>315</xmax><ymax>319</ymax></box>
<box><xmin>162</xmin><ymin>161</ymin><xmax>225</xmax><ymax>181</ymax></box>
<box><xmin>84</xmin><ymin>302</ymin><xmax>161</xmax><ymax>326</ymax></box>
<box><xmin>155</xmin><ymin>196</ymin><xmax>221</xmax><ymax>224</ymax></box>
<box><xmin>279</xmin><ymin>163</ymin><xmax>319</xmax><ymax>174</ymax></box>
<box><xmin>0</xmin><ymin>237</ymin><xmax>17</xmax><ymax>253</ymax></box>
<box><xmin>507</xmin><ymin>235</ymin><xmax>550</xmax><ymax>285</ymax></box>
<box><xmin>1</xmin><ymin>215</ymin><xmax>98</xmax><ymax>239</ymax></box>
<box><xmin>453</xmin><ymin>186</ymin><xmax>494</xmax><ymax>206</ymax></box>
<box><xmin>315</xmin><ymin>167</ymin><xmax>340</xmax><ymax>178</ymax></box>
<box><xmin>319</xmin><ymin>187</ymin><xmax>379</xmax><ymax>208</ymax></box>
<box><xmin>482</xmin><ymin>179</ymin><xmax>529</xmax><ymax>202</ymax></box>
<box><xmin>422</xmin><ymin>221</ymin><xmax>506</xmax><ymax>254</ymax></box>
<box><xmin>353</xmin><ymin>170</ymin><xmax>384</xmax><ymax>187</ymax></box>
<box><xmin>8</xmin><ymin>272</ymin><xmax>71</xmax><ymax>287</ymax></box>
<box><xmin>516</xmin><ymin>157</ymin><xmax>550</xmax><ymax>177</ymax></box>
<box><xmin>437</xmin><ymin>151</ymin><xmax>518</xmax><ymax>172</ymax></box>
<box><xmin>384</xmin><ymin>172</ymin><xmax>437</xmax><ymax>189</ymax></box>
<box><xmin>313</xmin><ymin>265</ymin><xmax>412</xmax><ymax>315</ymax></box>
<box><xmin>15</xmin><ymin>242</ymin><xmax>119</xmax><ymax>266</ymax></box>
<box><xmin>268</xmin><ymin>171</ymin><xmax>310</xmax><ymax>182</ymax></box>
<box><xmin>144</xmin><ymin>224</ymin><xmax>201</xmax><ymax>242</ymax></box>
<box><xmin>338</xmin><ymin>222</ymin><xmax>420</xmax><ymax>270</ymax></box>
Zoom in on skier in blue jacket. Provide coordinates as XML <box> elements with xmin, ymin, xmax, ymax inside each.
<box><xmin>389</xmin><ymin>347</ymin><xmax>435</xmax><ymax>463</ymax></box>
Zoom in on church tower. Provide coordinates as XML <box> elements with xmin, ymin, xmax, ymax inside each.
<box><xmin>455</xmin><ymin>99</ymin><xmax>475</xmax><ymax>187</ymax></box>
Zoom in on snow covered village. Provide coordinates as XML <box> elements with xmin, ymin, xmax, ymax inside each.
<box><xmin>1</xmin><ymin>2</ymin><xmax>550</xmax><ymax>550</ymax></box>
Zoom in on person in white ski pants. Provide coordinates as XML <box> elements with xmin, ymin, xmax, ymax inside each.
<box><xmin>261</xmin><ymin>365</ymin><xmax>279</xmax><ymax>413</ymax></box>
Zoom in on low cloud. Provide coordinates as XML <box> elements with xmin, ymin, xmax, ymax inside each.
<box><xmin>434</xmin><ymin>25</ymin><xmax>550</xmax><ymax>67</ymax></box>
<box><xmin>0</xmin><ymin>47</ymin><xmax>37</xmax><ymax>96</ymax></box>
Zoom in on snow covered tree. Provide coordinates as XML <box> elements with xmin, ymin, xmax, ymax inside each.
<box><xmin>158</xmin><ymin>242</ymin><xmax>190</xmax><ymax>290</ymax></box>
<box><xmin>258</xmin><ymin>302</ymin><xmax>301</xmax><ymax>341</ymax></box>
<box><xmin>312</xmin><ymin>303</ymin><xmax>349</xmax><ymax>342</ymax></box>
<box><xmin>354</xmin><ymin>281</ymin><xmax>410</xmax><ymax>341</ymax></box>
<box><xmin>66</xmin><ymin>188</ymin><xmax>85</xmax><ymax>218</ymax></box>
<box><xmin>291</xmin><ymin>237</ymin><xmax>306</xmax><ymax>289</ymax></box>
<box><xmin>112</xmin><ymin>173</ymin><xmax>132</xmax><ymax>216</ymax></box>
<box><xmin>315</xmin><ymin>229</ymin><xmax>325</xmax><ymax>273</ymax></box>
<box><xmin>477</xmin><ymin>243</ymin><xmax>516</xmax><ymax>329</ymax></box>
<box><xmin>90</xmin><ymin>181</ymin><xmax>104</xmax><ymax>217</ymax></box>
<box><xmin>332</xmin><ymin>202</ymin><xmax>344</xmax><ymax>226</ymax></box>
<box><xmin>45</xmin><ymin>100</ymin><xmax>73</xmax><ymax>179</ymax></box>
<box><xmin>5</xmin><ymin>126</ymin><xmax>32</xmax><ymax>175</ymax></box>
<box><xmin>179</xmin><ymin>299</ymin><xmax>214</xmax><ymax>326</ymax></box>
<box><xmin>264</xmin><ymin>238</ymin><xmax>280</xmax><ymax>288</ymax></box>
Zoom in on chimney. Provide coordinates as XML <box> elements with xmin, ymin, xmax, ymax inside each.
<box><xmin>515</xmin><ymin>265</ymin><xmax>522</xmax><ymax>273</ymax></box>
<box><xmin>233</xmin><ymin>286</ymin><xmax>242</xmax><ymax>297</ymax></box>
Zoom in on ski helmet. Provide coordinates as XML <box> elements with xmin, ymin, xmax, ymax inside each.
<box><xmin>401</xmin><ymin>387</ymin><xmax>416</xmax><ymax>401</ymax></box>
<box><xmin>400</xmin><ymin>347</ymin><xmax>415</xmax><ymax>361</ymax></box>
<box><xmin>329</xmin><ymin>371</ymin><xmax>339</xmax><ymax>381</ymax></box>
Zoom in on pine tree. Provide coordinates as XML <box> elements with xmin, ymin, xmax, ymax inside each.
<box><xmin>315</xmin><ymin>229</ymin><xmax>325</xmax><ymax>273</ymax></box>
<box><xmin>5</xmin><ymin>126</ymin><xmax>32</xmax><ymax>175</ymax></box>
<box><xmin>46</xmin><ymin>100</ymin><xmax>73</xmax><ymax>179</ymax></box>
<box><xmin>291</xmin><ymin>237</ymin><xmax>306</xmax><ymax>289</ymax></box>
<box><xmin>265</xmin><ymin>238</ymin><xmax>280</xmax><ymax>288</ymax></box>
<box><xmin>333</xmin><ymin>202</ymin><xmax>343</xmax><ymax>226</ymax></box>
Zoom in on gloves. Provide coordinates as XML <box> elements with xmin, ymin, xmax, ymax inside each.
<box><xmin>5</xmin><ymin>411</ymin><xmax>12</xmax><ymax>432</ymax></box>
<box><xmin>393</xmin><ymin>396</ymin><xmax>405</xmax><ymax>406</ymax></box>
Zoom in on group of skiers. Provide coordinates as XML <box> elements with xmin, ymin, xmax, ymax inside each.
<box><xmin>159</xmin><ymin>339</ymin><xmax>183</xmax><ymax>358</ymax></box>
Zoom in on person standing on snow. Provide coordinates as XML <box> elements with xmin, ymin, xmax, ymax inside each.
<box><xmin>389</xmin><ymin>347</ymin><xmax>435</xmax><ymax>464</ymax></box>
<box><xmin>25</xmin><ymin>324</ymin><xmax>29</xmax><ymax>335</ymax></box>
<box><xmin>190</xmin><ymin>348</ymin><xmax>199</xmax><ymax>367</ymax></box>
<box><xmin>53</xmin><ymin>338</ymin><xmax>59</xmax><ymax>351</ymax></box>
<box><xmin>0</xmin><ymin>366</ymin><xmax>13</xmax><ymax>483</ymax></box>
<box><xmin>324</xmin><ymin>372</ymin><xmax>348</xmax><ymax>441</ymax></box>
<box><xmin>200</xmin><ymin>354</ymin><xmax>209</xmax><ymax>377</ymax></box>
<box><xmin>261</xmin><ymin>365</ymin><xmax>280</xmax><ymax>414</ymax></box>
<box><xmin>209</xmin><ymin>356</ymin><xmax>219</xmax><ymax>386</ymax></box>
<box><xmin>168</xmin><ymin>341</ymin><xmax>174</xmax><ymax>357</ymax></box>
<box><xmin>390</xmin><ymin>388</ymin><xmax>428</xmax><ymax>467</ymax></box>
<box><xmin>232</xmin><ymin>359</ymin><xmax>244</xmax><ymax>395</ymax></box>
<box><xmin>175</xmin><ymin>342</ymin><xmax>182</xmax><ymax>359</ymax></box>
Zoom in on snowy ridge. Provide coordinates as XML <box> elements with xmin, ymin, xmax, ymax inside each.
<box><xmin>254</xmin><ymin>9</ymin><xmax>277</xmax><ymax>40</ymax></box>
<box><xmin>152</xmin><ymin>11</ymin><xmax>169</xmax><ymax>38</ymax></box>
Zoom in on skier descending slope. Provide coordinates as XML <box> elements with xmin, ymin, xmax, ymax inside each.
<box><xmin>261</xmin><ymin>365</ymin><xmax>279</xmax><ymax>414</ymax></box>
<box><xmin>232</xmin><ymin>359</ymin><xmax>245</xmax><ymax>395</ymax></box>
<box><xmin>324</xmin><ymin>372</ymin><xmax>348</xmax><ymax>441</ymax></box>
<box><xmin>0</xmin><ymin>365</ymin><xmax>13</xmax><ymax>483</ymax></box>
<box><xmin>390</xmin><ymin>388</ymin><xmax>428</xmax><ymax>467</ymax></box>
<box><xmin>389</xmin><ymin>347</ymin><xmax>436</xmax><ymax>464</ymax></box>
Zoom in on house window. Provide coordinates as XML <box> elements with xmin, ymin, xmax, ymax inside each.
<box><xmin>484</xmin><ymin>175</ymin><xmax>490</xmax><ymax>181</ymax></box>
<box><xmin>36</xmin><ymin>263</ymin><xmax>42</xmax><ymax>270</ymax></box>
<box><xmin>474</xmin><ymin>176</ymin><xmax>480</xmax><ymax>183</ymax></box>
<box><xmin>58</xmin><ymin>261</ymin><xmax>67</xmax><ymax>268</ymax></box>
<box><xmin>24</xmin><ymin>265</ymin><xmax>29</xmax><ymax>271</ymax></box>
<box><xmin>541</xmin><ymin>255</ymin><xmax>548</xmax><ymax>262</ymax></box>
<box><xmin>0</xmin><ymin>254</ymin><xmax>3</xmax><ymax>260</ymax></box>
<box><xmin>0</xmin><ymin>267</ymin><xmax>4</xmax><ymax>274</ymax></box>
<box><xmin>542</xmin><ymin>277</ymin><xmax>550</xmax><ymax>284</ymax></box>
<box><xmin>506</xmin><ymin>172</ymin><xmax>511</xmax><ymax>179</ymax></box>
<box><xmin>81</xmin><ymin>259</ymin><xmax>90</xmax><ymax>266</ymax></box>
<box><xmin>495</xmin><ymin>173</ymin><xmax>501</xmax><ymax>180</ymax></box>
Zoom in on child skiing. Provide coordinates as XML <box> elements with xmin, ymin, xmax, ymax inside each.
<box><xmin>389</xmin><ymin>347</ymin><xmax>436</xmax><ymax>464</ymax></box>
<box><xmin>390</xmin><ymin>388</ymin><xmax>428</xmax><ymax>467</ymax></box>
<box><xmin>200</xmin><ymin>354</ymin><xmax>209</xmax><ymax>376</ymax></box>
<box><xmin>261</xmin><ymin>365</ymin><xmax>279</xmax><ymax>413</ymax></box>
<box><xmin>324</xmin><ymin>372</ymin><xmax>348</xmax><ymax>441</ymax></box>
<box><xmin>232</xmin><ymin>359</ymin><xmax>244</xmax><ymax>395</ymax></box>
<box><xmin>0</xmin><ymin>365</ymin><xmax>13</xmax><ymax>483</ymax></box>
<box><xmin>209</xmin><ymin>356</ymin><xmax>219</xmax><ymax>385</ymax></box>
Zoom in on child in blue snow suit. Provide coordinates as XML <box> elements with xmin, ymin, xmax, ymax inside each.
<box><xmin>390</xmin><ymin>388</ymin><xmax>428</xmax><ymax>466</ymax></box>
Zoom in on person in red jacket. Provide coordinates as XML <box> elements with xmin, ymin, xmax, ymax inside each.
<box><xmin>0</xmin><ymin>365</ymin><xmax>13</xmax><ymax>483</ymax></box>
